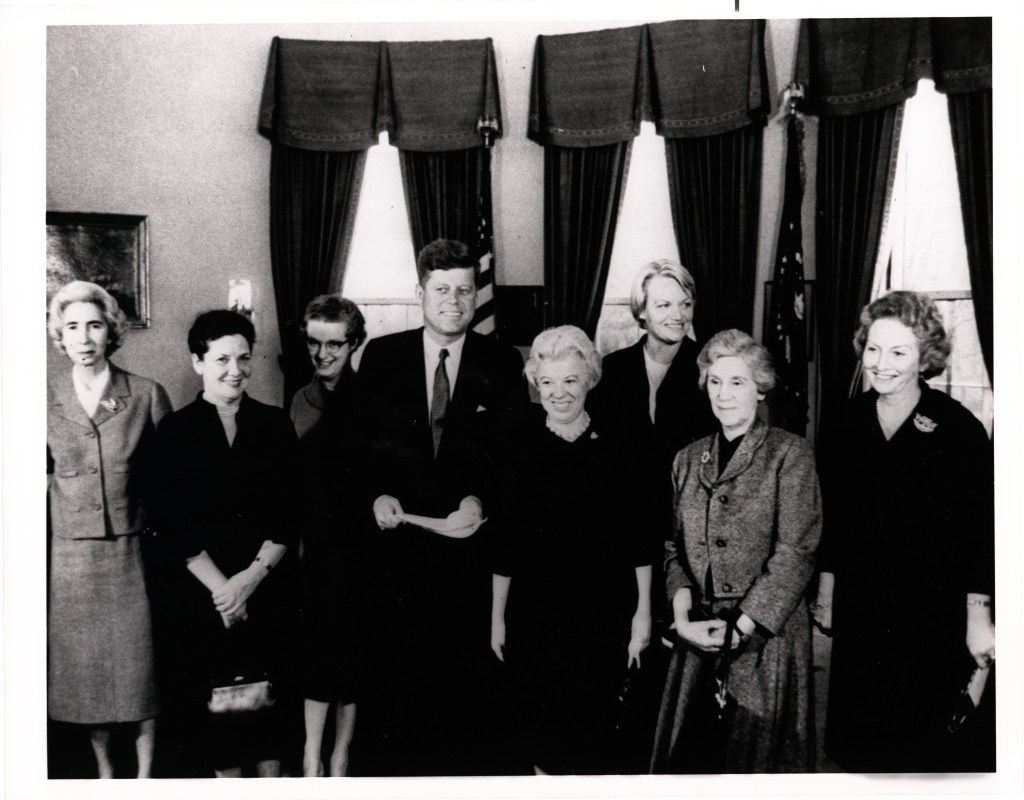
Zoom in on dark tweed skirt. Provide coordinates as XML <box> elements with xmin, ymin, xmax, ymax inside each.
<box><xmin>650</xmin><ymin>598</ymin><xmax>814</xmax><ymax>774</ymax></box>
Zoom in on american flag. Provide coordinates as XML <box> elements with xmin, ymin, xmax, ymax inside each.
<box><xmin>472</xmin><ymin>146</ymin><xmax>496</xmax><ymax>335</ymax></box>
<box><xmin>767</xmin><ymin>113</ymin><xmax>808</xmax><ymax>435</ymax></box>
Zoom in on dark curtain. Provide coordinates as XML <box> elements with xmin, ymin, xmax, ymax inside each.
<box><xmin>796</xmin><ymin>17</ymin><xmax>993</xmax><ymax>437</ymax></box>
<box><xmin>665</xmin><ymin>124</ymin><xmax>764</xmax><ymax>340</ymax></box>
<box><xmin>948</xmin><ymin>88</ymin><xmax>993</xmax><ymax>384</ymax></box>
<box><xmin>399</xmin><ymin>148</ymin><xmax>486</xmax><ymax>257</ymax></box>
<box><xmin>543</xmin><ymin>142</ymin><xmax>631</xmax><ymax>338</ymax></box>
<box><xmin>269</xmin><ymin>143</ymin><xmax>366</xmax><ymax>405</ymax></box>
<box><xmin>815</xmin><ymin>105</ymin><xmax>900</xmax><ymax>436</ymax></box>
<box><xmin>258</xmin><ymin>36</ymin><xmax>503</xmax><ymax>402</ymax></box>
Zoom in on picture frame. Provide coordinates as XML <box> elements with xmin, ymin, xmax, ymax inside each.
<box><xmin>46</xmin><ymin>211</ymin><xmax>150</xmax><ymax>328</ymax></box>
<box><xmin>762</xmin><ymin>279</ymin><xmax>815</xmax><ymax>362</ymax></box>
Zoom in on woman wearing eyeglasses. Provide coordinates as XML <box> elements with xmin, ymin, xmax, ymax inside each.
<box><xmin>290</xmin><ymin>295</ymin><xmax>368</xmax><ymax>776</ymax></box>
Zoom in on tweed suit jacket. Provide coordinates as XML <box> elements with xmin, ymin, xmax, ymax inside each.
<box><xmin>47</xmin><ymin>363</ymin><xmax>172</xmax><ymax>539</ymax></box>
<box><xmin>666</xmin><ymin>416</ymin><xmax>821</xmax><ymax>634</ymax></box>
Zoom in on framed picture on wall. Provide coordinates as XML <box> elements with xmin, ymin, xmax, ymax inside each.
<box><xmin>46</xmin><ymin>212</ymin><xmax>150</xmax><ymax>328</ymax></box>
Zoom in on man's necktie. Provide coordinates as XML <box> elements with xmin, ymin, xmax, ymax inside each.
<box><xmin>430</xmin><ymin>348</ymin><xmax>450</xmax><ymax>457</ymax></box>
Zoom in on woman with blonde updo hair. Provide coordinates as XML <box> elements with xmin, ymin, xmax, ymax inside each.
<box><xmin>47</xmin><ymin>280</ymin><xmax>172</xmax><ymax>777</ymax></box>
<box><xmin>816</xmin><ymin>291</ymin><xmax>995</xmax><ymax>772</ymax></box>
<box><xmin>491</xmin><ymin>326</ymin><xmax>652</xmax><ymax>774</ymax></box>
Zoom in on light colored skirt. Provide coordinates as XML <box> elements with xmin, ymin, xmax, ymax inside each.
<box><xmin>48</xmin><ymin>531</ymin><xmax>158</xmax><ymax>723</ymax></box>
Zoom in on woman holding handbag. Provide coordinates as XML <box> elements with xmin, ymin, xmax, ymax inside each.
<box><xmin>650</xmin><ymin>329</ymin><xmax>821</xmax><ymax>773</ymax></box>
<box><xmin>815</xmin><ymin>291</ymin><xmax>995</xmax><ymax>772</ymax></box>
<box><xmin>154</xmin><ymin>309</ymin><xmax>301</xmax><ymax>777</ymax></box>
<box><xmin>586</xmin><ymin>259</ymin><xmax>716</xmax><ymax>770</ymax></box>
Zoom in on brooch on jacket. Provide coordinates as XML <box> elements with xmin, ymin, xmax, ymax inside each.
<box><xmin>700</xmin><ymin>450</ymin><xmax>711</xmax><ymax>464</ymax></box>
<box><xmin>913</xmin><ymin>413</ymin><xmax>937</xmax><ymax>433</ymax></box>
<box><xmin>100</xmin><ymin>398</ymin><xmax>119</xmax><ymax>412</ymax></box>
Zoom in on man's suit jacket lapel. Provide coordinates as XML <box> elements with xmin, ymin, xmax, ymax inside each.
<box><xmin>402</xmin><ymin>330</ymin><xmax>434</xmax><ymax>456</ymax></box>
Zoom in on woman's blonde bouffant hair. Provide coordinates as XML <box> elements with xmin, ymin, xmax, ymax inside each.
<box><xmin>524</xmin><ymin>325</ymin><xmax>602</xmax><ymax>391</ymax></box>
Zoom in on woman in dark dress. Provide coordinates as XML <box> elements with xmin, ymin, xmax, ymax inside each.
<box><xmin>47</xmin><ymin>281</ymin><xmax>171</xmax><ymax>778</ymax></box>
<box><xmin>816</xmin><ymin>291</ymin><xmax>995</xmax><ymax>772</ymax></box>
<box><xmin>154</xmin><ymin>310</ymin><xmax>301</xmax><ymax>777</ymax></box>
<box><xmin>491</xmin><ymin>325</ymin><xmax>652</xmax><ymax>774</ymax></box>
<box><xmin>651</xmin><ymin>329</ymin><xmax>821</xmax><ymax>773</ymax></box>
<box><xmin>586</xmin><ymin>259</ymin><xmax>716</xmax><ymax>769</ymax></box>
<box><xmin>289</xmin><ymin>295</ymin><xmax>366</xmax><ymax>777</ymax></box>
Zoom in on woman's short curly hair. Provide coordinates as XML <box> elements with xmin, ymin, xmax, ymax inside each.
<box><xmin>697</xmin><ymin>328</ymin><xmax>776</xmax><ymax>394</ymax></box>
<box><xmin>47</xmin><ymin>280</ymin><xmax>130</xmax><ymax>356</ymax></box>
<box><xmin>524</xmin><ymin>325</ymin><xmax>602</xmax><ymax>391</ymax></box>
<box><xmin>629</xmin><ymin>258</ymin><xmax>697</xmax><ymax>327</ymax></box>
<box><xmin>300</xmin><ymin>294</ymin><xmax>367</xmax><ymax>350</ymax></box>
<box><xmin>187</xmin><ymin>309</ymin><xmax>256</xmax><ymax>358</ymax></box>
<box><xmin>853</xmin><ymin>291</ymin><xmax>951</xmax><ymax>379</ymax></box>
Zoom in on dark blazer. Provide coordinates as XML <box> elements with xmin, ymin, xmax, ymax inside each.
<box><xmin>352</xmin><ymin>327</ymin><xmax>529</xmax><ymax>776</ymax></box>
<box><xmin>587</xmin><ymin>336</ymin><xmax>716</xmax><ymax>568</ymax></box>
<box><xmin>356</xmin><ymin>327</ymin><xmax>528</xmax><ymax>519</ymax></box>
<box><xmin>589</xmin><ymin>336</ymin><xmax>715</xmax><ymax>463</ymax></box>
<box><xmin>48</xmin><ymin>363</ymin><xmax>172</xmax><ymax>539</ymax></box>
<box><xmin>666</xmin><ymin>415</ymin><xmax>822</xmax><ymax>634</ymax></box>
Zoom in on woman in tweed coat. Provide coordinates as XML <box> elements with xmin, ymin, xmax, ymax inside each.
<box><xmin>47</xmin><ymin>280</ymin><xmax>172</xmax><ymax>778</ymax></box>
<box><xmin>650</xmin><ymin>329</ymin><xmax>821</xmax><ymax>773</ymax></box>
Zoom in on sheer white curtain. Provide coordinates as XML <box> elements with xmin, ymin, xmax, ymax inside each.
<box><xmin>872</xmin><ymin>80</ymin><xmax>992</xmax><ymax>434</ymax></box>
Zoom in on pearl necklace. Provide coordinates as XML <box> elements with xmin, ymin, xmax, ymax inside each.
<box><xmin>546</xmin><ymin>410</ymin><xmax>590</xmax><ymax>442</ymax></box>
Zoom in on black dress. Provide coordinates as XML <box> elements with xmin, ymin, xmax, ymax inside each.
<box><xmin>821</xmin><ymin>384</ymin><xmax>994</xmax><ymax>772</ymax></box>
<box><xmin>496</xmin><ymin>406</ymin><xmax>648</xmax><ymax>774</ymax></box>
<box><xmin>289</xmin><ymin>376</ymin><xmax>366</xmax><ymax>704</ymax></box>
<box><xmin>586</xmin><ymin>336</ymin><xmax>716</xmax><ymax>769</ymax></box>
<box><xmin>152</xmin><ymin>394</ymin><xmax>302</xmax><ymax>772</ymax></box>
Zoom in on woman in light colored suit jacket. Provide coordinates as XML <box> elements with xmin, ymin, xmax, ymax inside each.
<box><xmin>47</xmin><ymin>280</ymin><xmax>172</xmax><ymax>778</ymax></box>
<box><xmin>651</xmin><ymin>329</ymin><xmax>821</xmax><ymax>773</ymax></box>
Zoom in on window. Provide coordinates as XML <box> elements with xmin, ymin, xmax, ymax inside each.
<box><xmin>594</xmin><ymin>122</ymin><xmax>680</xmax><ymax>355</ymax></box>
<box><xmin>873</xmin><ymin>80</ymin><xmax>992</xmax><ymax>434</ymax></box>
<box><xmin>341</xmin><ymin>134</ymin><xmax>422</xmax><ymax>368</ymax></box>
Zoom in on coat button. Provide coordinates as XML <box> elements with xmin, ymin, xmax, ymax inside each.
<box><xmin>719</xmin><ymin>495</ymin><xmax>728</xmax><ymax>504</ymax></box>
<box><xmin>722</xmin><ymin>583</ymin><xmax>733</xmax><ymax>592</ymax></box>
<box><xmin>85</xmin><ymin>431</ymin><xmax>96</xmax><ymax>438</ymax></box>
<box><xmin>715</xmin><ymin>538</ymin><xmax>727</xmax><ymax>548</ymax></box>
<box><xmin>93</xmin><ymin>503</ymin><xmax>102</xmax><ymax>511</ymax></box>
<box><xmin>88</xmin><ymin>466</ymin><xmax>98</xmax><ymax>474</ymax></box>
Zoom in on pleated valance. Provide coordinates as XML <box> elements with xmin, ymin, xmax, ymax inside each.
<box><xmin>258</xmin><ymin>36</ymin><xmax>502</xmax><ymax>152</ymax></box>
<box><xmin>647</xmin><ymin>19</ymin><xmax>768</xmax><ymax>138</ymax></box>
<box><xmin>796</xmin><ymin>17</ymin><xmax>991</xmax><ymax>116</ymax></box>
<box><xmin>527</xmin><ymin>26</ymin><xmax>648</xmax><ymax>148</ymax></box>
<box><xmin>527</xmin><ymin>20</ymin><xmax>768</xmax><ymax>147</ymax></box>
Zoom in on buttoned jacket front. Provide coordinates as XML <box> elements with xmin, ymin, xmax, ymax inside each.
<box><xmin>666</xmin><ymin>416</ymin><xmax>822</xmax><ymax>634</ymax></box>
<box><xmin>47</xmin><ymin>364</ymin><xmax>172</xmax><ymax>539</ymax></box>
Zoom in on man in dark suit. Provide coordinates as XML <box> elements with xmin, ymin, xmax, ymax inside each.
<box><xmin>351</xmin><ymin>239</ymin><xmax>528</xmax><ymax>776</ymax></box>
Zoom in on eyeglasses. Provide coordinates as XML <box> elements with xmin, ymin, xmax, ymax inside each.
<box><xmin>305</xmin><ymin>336</ymin><xmax>352</xmax><ymax>355</ymax></box>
